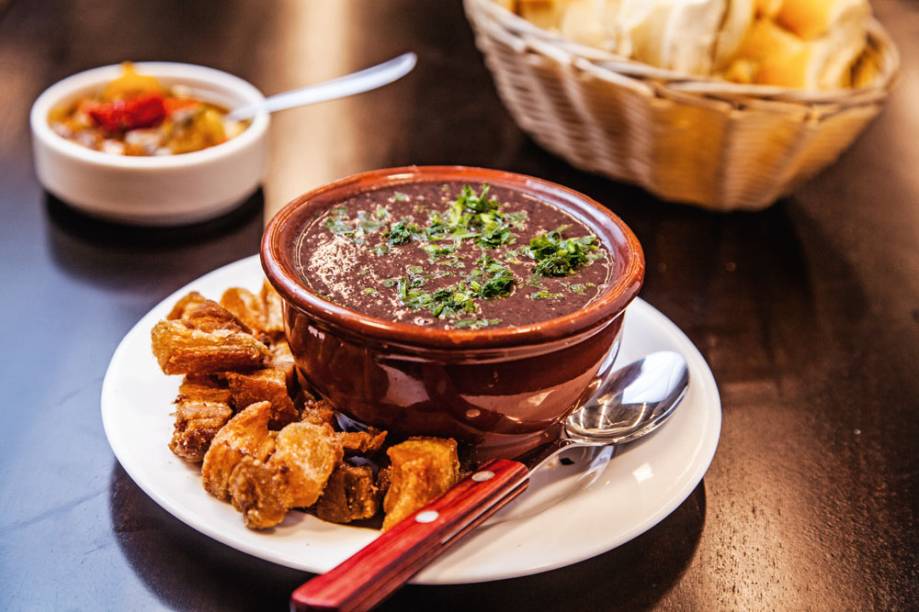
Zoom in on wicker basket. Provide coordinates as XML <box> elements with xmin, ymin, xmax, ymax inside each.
<box><xmin>464</xmin><ymin>0</ymin><xmax>900</xmax><ymax>211</ymax></box>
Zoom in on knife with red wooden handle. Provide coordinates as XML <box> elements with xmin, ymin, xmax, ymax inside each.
<box><xmin>290</xmin><ymin>458</ymin><xmax>530</xmax><ymax>612</ymax></box>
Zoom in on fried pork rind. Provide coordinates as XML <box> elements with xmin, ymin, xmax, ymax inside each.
<box><xmin>339</xmin><ymin>429</ymin><xmax>388</xmax><ymax>455</ymax></box>
<box><xmin>222</xmin><ymin>368</ymin><xmax>298</xmax><ymax>427</ymax></box>
<box><xmin>152</xmin><ymin>320</ymin><xmax>271</xmax><ymax>375</ymax></box>
<box><xmin>271</xmin><ymin>421</ymin><xmax>343</xmax><ymax>508</ymax></box>
<box><xmin>177</xmin><ymin>373</ymin><xmax>232</xmax><ymax>404</ymax></box>
<box><xmin>170</xmin><ymin>293</ymin><xmax>250</xmax><ymax>333</ymax></box>
<box><xmin>316</xmin><ymin>463</ymin><xmax>379</xmax><ymax>524</ymax></box>
<box><xmin>220</xmin><ymin>287</ymin><xmax>266</xmax><ymax>334</ymax></box>
<box><xmin>377</xmin><ymin>466</ymin><xmax>392</xmax><ymax>499</ymax></box>
<box><xmin>202</xmin><ymin>401</ymin><xmax>276</xmax><ymax>501</ymax></box>
<box><xmin>301</xmin><ymin>398</ymin><xmax>336</xmax><ymax>427</ymax></box>
<box><xmin>269</xmin><ymin>340</ymin><xmax>296</xmax><ymax>390</ymax></box>
<box><xmin>261</xmin><ymin>280</ymin><xmax>286</xmax><ymax>338</ymax></box>
<box><xmin>169</xmin><ymin>399</ymin><xmax>233</xmax><ymax>463</ymax></box>
<box><xmin>382</xmin><ymin>437</ymin><xmax>460</xmax><ymax>530</ymax></box>
<box><xmin>227</xmin><ymin>456</ymin><xmax>289</xmax><ymax>529</ymax></box>
<box><xmin>222</xmin><ymin>421</ymin><xmax>342</xmax><ymax>529</ymax></box>
<box><xmin>153</xmin><ymin>291</ymin><xmax>270</xmax><ymax>375</ymax></box>
<box><xmin>166</xmin><ymin>291</ymin><xmax>208</xmax><ymax>320</ymax></box>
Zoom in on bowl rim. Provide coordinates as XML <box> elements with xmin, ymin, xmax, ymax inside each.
<box><xmin>261</xmin><ymin>165</ymin><xmax>645</xmax><ymax>350</ymax></box>
<box><xmin>30</xmin><ymin>61</ymin><xmax>269</xmax><ymax>169</ymax></box>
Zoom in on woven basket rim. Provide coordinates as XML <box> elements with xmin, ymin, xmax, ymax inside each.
<box><xmin>468</xmin><ymin>0</ymin><xmax>900</xmax><ymax>106</ymax></box>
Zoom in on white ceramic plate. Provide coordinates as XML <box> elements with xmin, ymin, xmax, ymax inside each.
<box><xmin>101</xmin><ymin>255</ymin><xmax>721</xmax><ymax>584</ymax></box>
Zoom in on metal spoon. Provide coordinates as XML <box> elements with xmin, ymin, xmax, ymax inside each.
<box><xmin>227</xmin><ymin>52</ymin><xmax>417</xmax><ymax>121</ymax></box>
<box><xmin>291</xmin><ymin>351</ymin><xmax>689</xmax><ymax>611</ymax></box>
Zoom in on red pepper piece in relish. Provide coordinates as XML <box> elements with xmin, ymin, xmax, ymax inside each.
<box><xmin>87</xmin><ymin>93</ymin><xmax>167</xmax><ymax>132</ymax></box>
<box><xmin>164</xmin><ymin>97</ymin><xmax>201</xmax><ymax>115</ymax></box>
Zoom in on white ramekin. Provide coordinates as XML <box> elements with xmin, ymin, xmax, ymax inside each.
<box><xmin>31</xmin><ymin>62</ymin><xmax>270</xmax><ymax>225</ymax></box>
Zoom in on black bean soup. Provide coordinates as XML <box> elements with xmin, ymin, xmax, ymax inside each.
<box><xmin>294</xmin><ymin>182</ymin><xmax>612</xmax><ymax>329</ymax></box>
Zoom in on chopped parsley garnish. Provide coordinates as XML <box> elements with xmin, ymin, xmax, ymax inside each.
<box><xmin>477</xmin><ymin>214</ymin><xmax>513</xmax><ymax>248</ymax></box>
<box><xmin>527</xmin><ymin>226</ymin><xmax>599</xmax><ymax>277</ymax></box>
<box><xmin>362</xmin><ymin>287</ymin><xmax>378</xmax><ymax>296</ymax></box>
<box><xmin>324</xmin><ymin>206</ymin><xmax>354</xmax><ymax>236</ymax></box>
<box><xmin>506</xmin><ymin>211</ymin><xmax>529</xmax><ymax>229</ymax></box>
<box><xmin>324</xmin><ymin>205</ymin><xmax>390</xmax><ymax>244</ymax></box>
<box><xmin>414</xmin><ymin>185</ymin><xmax>519</xmax><ymax>248</ymax></box>
<box><xmin>423</xmin><ymin>243</ymin><xmax>457</xmax><ymax>261</ymax></box>
<box><xmin>388</xmin><ymin>220</ymin><xmax>420</xmax><ymax>246</ymax></box>
<box><xmin>453</xmin><ymin>318</ymin><xmax>502</xmax><ymax>329</ymax></box>
<box><xmin>392</xmin><ymin>191</ymin><xmax>410</xmax><ymax>202</ymax></box>
<box><xmin>397</xmin><ymin>280</ymin><xmax>477</xmax><ymax>318</ymax></box>
<box><xmin>393</xmin><ymin>256</ymin><xmax>517</xmax><ymax>319</ymax></box>
<box><xmin>530</xmin><ymin>289</ymin><xmax>564</xmax><ymax>300</ymax></box>
<box><xmin>468</xmin><ymin>256</ymin><xmax>515</xmax><ymax>299</ymax></box>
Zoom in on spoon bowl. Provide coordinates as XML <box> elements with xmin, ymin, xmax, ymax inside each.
<box><xmin>564</xmin><ymin>350</ymin><xmax>689</xmax><ymax>445</ymax></box>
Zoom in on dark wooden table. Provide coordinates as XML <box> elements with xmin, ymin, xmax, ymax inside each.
<box><xmin>1</xmin><ymin>1</ymin><xmax>916</xmax><ymax>610</ymax></box>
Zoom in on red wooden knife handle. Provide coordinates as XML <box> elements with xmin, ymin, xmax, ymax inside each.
<box><xmin>290</xmin><ymin>458</ymin><xmax>529</xmax><ymax>612</ymax></box>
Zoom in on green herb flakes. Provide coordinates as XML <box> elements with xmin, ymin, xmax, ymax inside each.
<box><xmin>530</xmin><ymin>289</ymin><xmax>564</xmax><ymax>300</ymax></box>
<box><xmin>388</xmin><ymin>220</ymin><xmax>420</xmax><ymax>246</ymax></box>
<box><xmin>527</xmin><ymin>226</ymin><xmax>599</xmax><ymax>277</ymax></box>
<box><xmin>453</xmin><ymin>318</ymin><xmax>502</xmax><ymax>329</ymax></box>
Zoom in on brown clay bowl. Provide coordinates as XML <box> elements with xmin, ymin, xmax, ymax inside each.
<box><xmin>261</xmin><ymin>166</ymin><xmax>644</xmax><ymax>461</ymax></box>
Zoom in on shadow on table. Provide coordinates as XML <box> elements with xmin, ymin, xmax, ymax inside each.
<box><xmin>42</xmin><ymin>190</ymin><xmax>264</xmax><ymax>290</ymax></box>
<box><xmin>109</xmin><ymin>460</ymin><xmax>707</xmax><ymax>611</ymax></box>
<box><xmin>108</xmin><ymin>462</ymin><xmax>305</xmax><ymax>611</ymax></box>
<box><xmin>383</xmin><ymin>483</ymin><xmax>707</xmax><ymax>612</ymax></box>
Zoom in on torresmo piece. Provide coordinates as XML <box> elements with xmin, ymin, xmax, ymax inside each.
<box><xmin>169</xmin><ymin>399</ymin><xmax>234</xmax><ymax>463</ymax></box>
<box><xmin>151</xmin><ymin>321</ymin><xmax>271</xmax><ymax>374</ymax></box>
<box><xmin>167</xmin><ymin>292</ymin><xmax>249</xmax><ymax>333</ymax></box>
<box><xmin>220</xmin><ymin>287</ymin><xmax>267</xmax><ymax>334</ymax></box>
<box><xmin>382</xmin><ymin>437</ymin><xmax>460</xmax><ymax>531</ymax></box>
<box><xmin>152</xmin><ymin>292</ymin><xmax>271</xmax><ymax>375</ymax></box>
<box><xmin>168</xmin><ymin>368</ymin><xmax>297</xmax><ymax>464</ymax></box>
<box><xmin>223</xmin><ymin>368</ymin><xmax>299</xmax><ymax>427</ymax></box>
<box><xmin>227</xmin><ymin>455</ymin><xmax>290</xmax><ymax>529</ymax></box>
<box><xmin>202</xmin><ymin>401</ymin><xmax>278</xmax><ymax>501</ymax></box>
<box><xmin>260</xmin><ymin>281</ymin><xmax>286</xmax><ymax>338</ymax></box>
<box><xmin>269</xmin><ymin>339</ymin><xmax>297</xmax><ymax>389</ymax></box>
<box><xmin>229</xmin><ymin>421</ymin><xmax>344</xmax><ymax>529</ymax></box>
<box><xmin>316</xmin><ymin>464</ymin><xmax>380</xmax><ymax>524</ymax></box>
<box><xmin>169</xmin><ymin>375</ymin><xmax>234</xmax><ymax>463</ymax></box>
<box><xmin>219</xmin><ymin>282</ymin><xmax>286</xmax><ymax>340</ymax></box>
<box><xmin>301</xmin><ymin>398</ymin><xmax>336</xmax><ymax>427</ymax></box>
<box><xmin>339</xmin><ymin>429</ymin><xmax>388</xmax><ymax>455</ymax></box>
<box><xmin>271</xmin><ymin>422</ymin><xmax>344</xmax><ymax>509</ymax></box>
<box><xmin>205</xmin><ymin>405</ymin><xmax>343</xmax><ymax>530</ymax></box>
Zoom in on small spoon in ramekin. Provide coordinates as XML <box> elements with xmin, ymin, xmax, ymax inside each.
<box><xmin>227</xmin><ymin>52</ymin><xmax>416</xmax><ymax>121</ymax></box>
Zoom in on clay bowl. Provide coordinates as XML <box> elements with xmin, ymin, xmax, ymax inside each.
<box><xmin>261</xmin><ymin>166</ymin><xmax>644</xmax><ymax>461</ymax></box>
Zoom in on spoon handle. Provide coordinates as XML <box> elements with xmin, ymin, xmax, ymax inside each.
<box><xmin>290</xmin><ymin>458</ymin><xmax>529</xmax><ymax>611</ymax></box>
<box><xmin>228</xmin><ymin>52</ymin><xmax>417</xmax><ymax>121</ymax></box>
